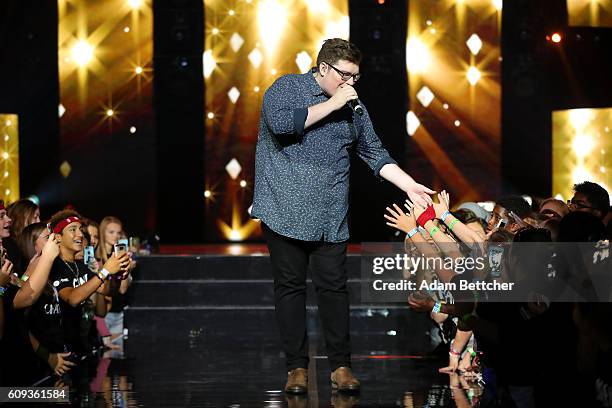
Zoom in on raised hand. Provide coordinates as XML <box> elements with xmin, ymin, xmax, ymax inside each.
<box><xmin>41</xmin><ymin>233</ymin><xmax>60</xmax><ymax>259</ymax></box>
<box><xmin>384</xmin><ymin>203</ymin><xmax>416</xmax><ymax>233</ymax></box>
<box><xmin>433</xmin><ymin>190</ymin><xmax>450</xmax><ymax>219</ymax></box>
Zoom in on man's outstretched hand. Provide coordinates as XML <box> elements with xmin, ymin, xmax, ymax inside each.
<box><xmin>406</xmin><ymin>182</ymin><xmax>435</xmax><ymax>207</ymax></box>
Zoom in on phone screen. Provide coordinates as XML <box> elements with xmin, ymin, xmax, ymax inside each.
<box><xmin>114</xmin><ymin>243</ymin><xmax>128</xmax><ymax>257</ymax></box>
<box><xmin>84</xmin><ymin>246</ymin><xmax>95</xmax><ymax>265</ymax></box>
<box><xmin>488</xmin><ymin>245</ymin><xmax>504</xmax><ymax>278</ymax></box>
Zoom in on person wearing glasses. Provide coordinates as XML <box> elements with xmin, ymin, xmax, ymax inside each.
<box><xmin>251</xmin><ymin>38</ymin><xmax>434</xmax><ymax>394</ymax></box>
<box><xmin>568</xmin><ymin>181</ymin><xmax>610</xmax><ymax>221</ymax></box>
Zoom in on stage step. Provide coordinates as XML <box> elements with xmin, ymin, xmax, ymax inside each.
<box><xmin>133</xmin><ymin>254</ymin><xmax>363</xmax><ymax>280</ymax></box>
<box><xmin>126</xmin><ymin>255</ymin><xmax>434</xmax><ymax>368</ymax></box>
<box><xmin>129</xmin><ymin>255</ymin><xmax>400</xmax><ymax>308</ymax></box>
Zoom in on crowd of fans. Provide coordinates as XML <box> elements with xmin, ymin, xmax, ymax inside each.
<box><xmin>0</xmin><ymin>201</ymin><xmax>135</xmax><ymax>391</ymax></box>
<box><xmin>385</xmin><ymin>180</ymin><xmax>611</xmax><ymax>407</ymax></box>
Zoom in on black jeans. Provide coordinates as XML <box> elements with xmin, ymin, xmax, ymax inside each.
<box><xmin>262</xmin><ymin>223</ymin><xmax>351</xmax><ymax>371</ymax></box>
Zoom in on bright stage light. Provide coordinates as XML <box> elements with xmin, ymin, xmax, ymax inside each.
<box><xmin>212</xmin><ymin>28</ymin><xmax>219</xmax><ymax>35</ymax></box>
<box><xmin>572</xmin><ymin>134</ymin><xmax>595</xmax><ymax>158</ymax></box>
<box><xmin>228</xmin><ymin>87</ymin><xmax>241</xmax><ymax>104</ymax></box>
<box><xmin>466</xmin><ymin>34</ymin><xmax>483</xmax><ymax>55</ymax></box>
<box><xmin>229</xmin><ymin>229</ymin><xmax>243</xmax><ymax>241</ymax></box>
<box><xmin>71</xmin><ymin>40</ymin><xmax>94</xmax><ymax>67</ymax></box>
<box><xmin>406</xmin><ymin>111</ymin><xmax>420</xmax><ymax>136</ymax></box>
<box><xmin>572</xmin><ymin>166</ymin><xmax>593</xmax><ymax>184</ymax></box>
<box><xmin>406</xmin><ymin>37</ymin><xmax>430</xmax><ymax>73</ymax></box>
<box><xmin>230</xmin><ymin>33</ymin><xmax>245</xmax><ymax>52</ymax></box>
<box><xmin>240</xmin><ymin>180</ymin><xmax>247</xmax><ymax>188</ymax></box>
<box><xmin>106</xmin><ymin>109</ymin><xmax>114</xmax><ymax>117</ymax></box>
<box><xmin>207</xmin><ymin>112</ymin><xmax>215</xmax><ymax>119</ymax></box>
<box><xmin>130</xmin><ymin>126</ymin><xmax>137</xmax><ymax>134</ymax></box>
<box><xmin>551</xmin><ymin>32</ymin><xmax>562</xmax><ymax>43</ymax></box>
<box><xmin>305</xmin><ymin>0</ymin><xmax>330</xmax><ymax>13</ymax></box>
<box><xmin>248</xmin><ymin>48</ymin><xmax>263</xmax><ymax>69</ymax></box>
<box><xmin>258</xmin><ymin>0</ymin><xmax>288</xmax><ymax>52</ymax></box>
<box><xmin>1</xmin><ymin>152</ymin><xmax>8</xmax><ymax>160</ymax></box>
<box><xmin>467</xmin><ymin>66</ymin><xmax>481</xmax><ymax>85</ymax></box>
<box><xmin>569</xmin><ymin>109</ymin><xmax>592</xmax><ymax>131</ymax></box>
<box><xmin>204</xmin><ymin>190</ymin><xmax>212</xmax><ymax>199</ymax></box>
<box><xmin>225</xmin><ymin>158</ymin><xmax>242</xmax><ymax>180</ymax></box>
<box><xmin>492</xmin><ymin>0</ymin><xmax>502</xmax><ymax>10</ymax></box>
<box><xmin>128</xmin><ymin>0</ymin><xmax>143</xmax><ymax>9</ymax></box>
<box><xmin>295</xmin><ymin>51</ymin><xmax>313</xmax><ymax>74</ymax></box>
<box><xmin>416</xmin><ymin>86</ymin><xmax>434</xmax><ymax>107</ymax></box>
<box><xmin>135</xmin><ymin>66</ymin><xmax>143</xmax><ymax>75</ymax></box>
<box><xmin>59</xmin><ymin>104</ymin><xmax>66</xmax><ymax>118</ymax></box>
<box><xmin>454</xmin><ymin>120</ymin><xmax>461</xmax><ymax>127</ymax></box>
<box><xmin>5</xmin><ymin>120</ymin><xmax>11</xmax><ymax>127</ymax></box>
<box><xmin>27</xmin><ymin>195</ymin><xmax>40</xmax><ymax>206</ymax></box>
<box><xmin>203</xmin><ymin>50</ymin><xmax>216</xmax><ymax>78</ymax></box>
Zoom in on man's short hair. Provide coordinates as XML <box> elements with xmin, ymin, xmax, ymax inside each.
<box><xmin>316</xmin><ymin>38</ymin><xmax>362</xmax><ymax>68</ymax></box>
<box><xmin>496</xmin><ymin>195</ymin><xmax>532</xmax><ymax>219</ymax></box>
<box><xmin>573</xmin><ymin>181</ymin><xmax>610</xmax><ymax>216</ymax></box>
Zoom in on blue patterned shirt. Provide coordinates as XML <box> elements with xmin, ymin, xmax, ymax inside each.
<box><xmin>251</xmin><ymin>71</ymin><xmax>397</xmax><ymax>243</ymax></box>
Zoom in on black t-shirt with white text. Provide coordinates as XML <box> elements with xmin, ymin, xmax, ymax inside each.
<box><xmin>50</xmin><ymin>257</ymin><xmax>96</xmax><ymax>353</ymax></box>
<box><xmin>26</xmin><ymin>284</ymin><xmax>65</xmax><ymax>353</ymax></box>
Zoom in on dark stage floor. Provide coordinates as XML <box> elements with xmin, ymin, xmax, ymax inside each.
<box><xmin>28</xmin><ymin>251</ymin><xmax>482</xmax><ymax>407</ymax></box>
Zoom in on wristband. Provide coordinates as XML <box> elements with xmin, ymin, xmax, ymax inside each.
<box><xmin>418</xmin><ymin>226</ymin><xmax>428</xmax><ymax>238</ymax></box>
<box><xmin>35</xmin><ymin>344</ymin><xmax>50</xmax><ymax>362</ymax></box>
<box><xmin>432</xmin><ymin>301</ymin><xmax>442</xmax><ymax>314</ymax></box>
<box><xmin>97</xmin><ymin>268</ymin><xmax>110</xmax><ymax>282</ymax></box>
<box><xmin>449</xmin><ymin>343</ymin><xmax>462</xmax><ymax>356</ymax></box>
<box><xmin>448</xmin><ymin>219</ymin><xmax>459</xmax><ymax>231</ymax></box>
<box><xmin>441</xmin><ymin>211</ymin><xmax>452</xmax><ymax>222</ymax></box>
<box><xmin>428</xmin><ymin>227</ymin><xmax>441</xmax><ymax>237</ymax></box>
<box><xmin>0</xmin><ymin>286</ymin><xmax>6</xmax><ymax>297</ymax></box>
<box><xmin>20</xmin><ymin>274</ymin><xmax>29</xmax><ymax>282</ymax></box>
<box><xmin>406</xmin><ymin>227</ymin><xmax>419</xmax><ymax>238</ymax></box>
<box><xmin>467</xmin><ymin>347</ymin><xmax>477</xmax><ymax>357</ymax></box>
<box><xmin>416</xmin><ymin>204</ymin><xmax>436</xmax><ymax>228</ymax></box>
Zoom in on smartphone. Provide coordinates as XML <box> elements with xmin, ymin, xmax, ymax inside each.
<box><xmin>495</xmin><ymin>217</ymin><xmax>508</xmax><ymax>230</ymax></box>
<box><xmin>84</xmin><ymin>246</ymin><xmax>95</xmax><ymax>266</ymax></box>
<box><xmin>114</xmin><ymin>242</ymin><xmax>128</xmax><ymax>257</ymax></box>
<box><xmin>488</xmin><ymin>245</ymin><xmax>504</xmax><ymax>278</ymax></box>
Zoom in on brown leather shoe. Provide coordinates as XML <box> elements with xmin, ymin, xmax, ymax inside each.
<box><xmin>285</xmin><ymin>368</ymin><xmax>308</xmax><ymax>394</ymax></box>
<box><xmin>331</xmin><ymin>367</ymin><xmax>360</xmax><ymax>392</ymax></box>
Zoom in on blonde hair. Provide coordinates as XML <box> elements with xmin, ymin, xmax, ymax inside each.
<box><xmin>96</xmin><ymin>216</ymin><xmax>123</xmax><ymax>263</ymax></box>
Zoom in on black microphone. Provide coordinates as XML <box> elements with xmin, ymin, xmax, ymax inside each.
<box><xmin>348</xmin><ymin>99</ymin><xmax>364</xmax><ymax>116</ymax></box>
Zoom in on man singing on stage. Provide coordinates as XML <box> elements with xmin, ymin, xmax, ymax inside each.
<box><xmin>251</xmin><ymin>38</ymin><xmax>434</xmax><ymax>394</ymax></box>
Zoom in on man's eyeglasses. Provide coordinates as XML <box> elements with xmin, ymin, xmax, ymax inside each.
<box><xmin>325</xmin><ymin>62</ymin><xmax>361</xmax><ymax>83</ymax></box>
<box><xmin>567</xmin><ymin>199</ymin><xmax>596</xmax><ymax>210</ymax></box>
